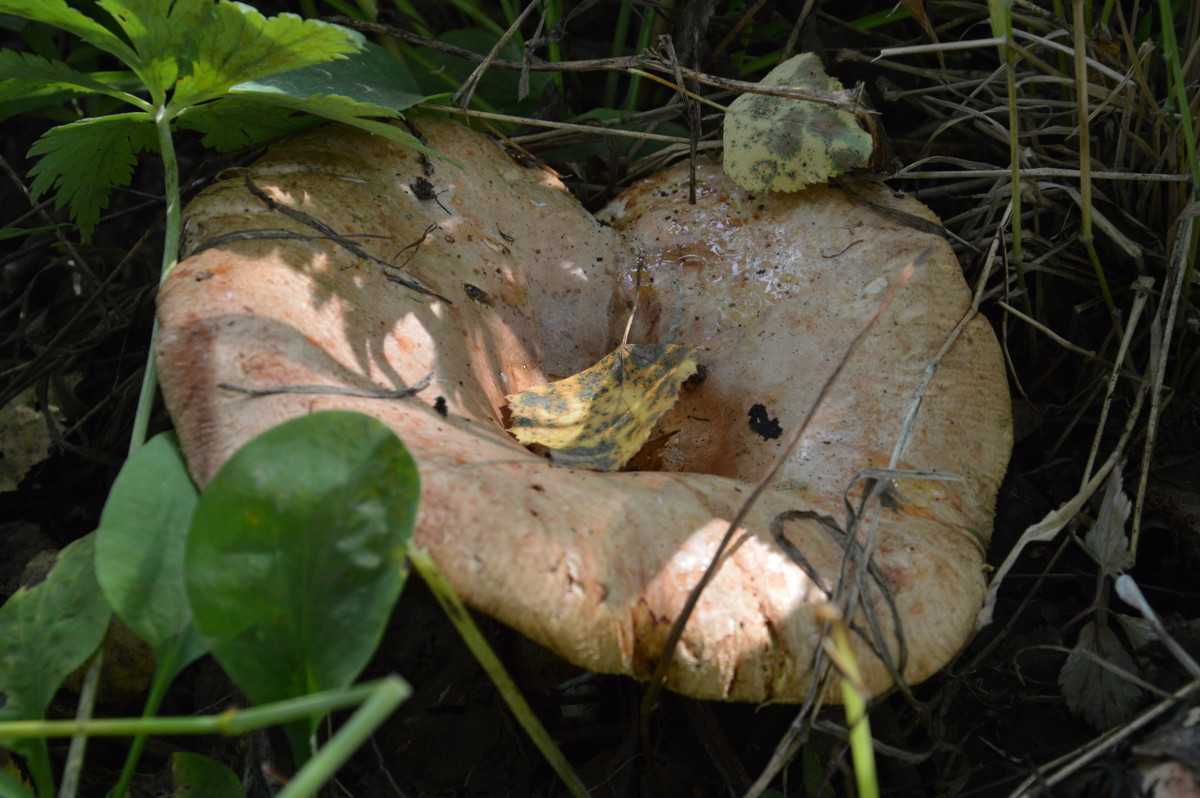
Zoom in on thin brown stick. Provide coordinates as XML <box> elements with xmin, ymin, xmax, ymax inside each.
<box><xmin>326</xmin><ymin>16</ymin><xmax>861</xmax><ymax>111</ymax></box>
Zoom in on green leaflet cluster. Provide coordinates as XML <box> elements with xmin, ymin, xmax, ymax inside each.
<box><xmin>0</xmin><ymin>0</ymin><xmax>432</xmax><ymax>241</ymax></box>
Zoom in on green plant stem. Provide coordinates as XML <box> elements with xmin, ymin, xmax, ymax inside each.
<box><xmin>545</xmin><ymin>0</ymin><xmax>564</xmax><ymax>91</ymax></box>
<box><xmin>623</xmin><ymin>7</ymin><xmax>656</xmax><ymax>111</ymax></box>
<box><xmin>604</xmin><ymin>2</ymin><xmax>633</xmax><ymax>107</ymax></box>
<box><xmin>0</xmin><ymin>681</ymin><xmax>387</xmax><ymax>740</ymax></box>
<box><xmin>23</xmin><ymin>745</ymin><xmax>53</xmax><ymax>798</ymax></box>
<box><xmin>277</xmin><ymin>676</ymin><xmax>409</xmax><ymax>798</ymax></box>
<box><xmin>825</xmin><ymin>616</ymin><xmax>878</xmax><ymax>798</ymax></box>
<box><xmin>1074</xmin><ymin>0</ymin><xmax>1115</xmax><ymax>312</ymax></box>
<box><xmin>1002</xmin><ymin>36</ymin><xmax>1024</xmax><ymax>288</ymax></box>
<box><xmin>1157</xmin><ymin>0</ymin><xmax>1200</xmax><ymax>353</ymax></box>
<box><xmin>408</xmin><ymin>549</ymin><xmax>589</xmax><ymax>798</ymax></box>
<box><xmin>106</xmin><ymin>639</ymin><xmax>182</xmax><ymax>798</ymax></box>
<box><xmin>128</xmin><ymin>104</ymin><xmax>183</xmax><ymax>454</ymax></box>
<box><xmin>443</xmin><ymin>0</ymin><xmax>505</xmax><ymax>36</ymax></box>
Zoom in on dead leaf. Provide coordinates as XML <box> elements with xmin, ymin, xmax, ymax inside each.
<box><xmin>723</xmin><ymin>53</ymin><xmax>874</xmax><ymax>193</ymax></box>
<box><xmin>506</xmin><ymin>343</ymin><xmax>697</xmax><ymax>471</ymax></box>
<box><xmin>1059</xmin><ymin>619</ymin><xmax>1142</xmax><ymax>730</ymax></box>
<box><xmin>0</xmin><ymin>387</ymin><xmax>63</xmax><ymax>492</ymax></box>
<box><xmin>1083</xmin><ymin>465</ymin><xmax>1134</xmax><ymax>575</ymax></box>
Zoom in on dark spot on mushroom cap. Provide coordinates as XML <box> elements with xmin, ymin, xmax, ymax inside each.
<box><xmin>748</xmin><ymin>403</ymin><xmax>782</xmax><ymax>440</ymax></box>
<box><xmin>410</xmin><ymin>176</ymin><xmax>436</xmax><ymax>200</ymax></box>
<box><xmin>682</xmin><ymin>363</ymin><xmax>708</xmax><ymax>391</ymax></box>
<box><xmin>434</xmin><ymin>396</ymin><xmax>448</xmax><ymax>417</ymax></box>
<box><xmin>464</xmin><ymin>284</ymin><xmax>493</xmax><ymax>305</ymax></box>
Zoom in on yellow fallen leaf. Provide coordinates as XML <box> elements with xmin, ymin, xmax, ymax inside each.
<box><xmin>506</xmin><ymin>344</ymin><xmax>698</xmax><ymax>471</ymax></box>
<box><xmin>723</xmin><ymin>53</ymin><xmax>873</xmax><ymax>193</ymax></box>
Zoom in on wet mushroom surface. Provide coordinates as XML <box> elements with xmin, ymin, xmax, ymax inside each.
<box><xmin>155</xmin><ymin>116</ymin><xmax>1012</xmax><ymax>704</ymax></box>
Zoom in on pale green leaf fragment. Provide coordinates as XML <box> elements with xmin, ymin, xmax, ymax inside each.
<box><xmin>0</xmin><ymin>50</ymin><xmax>134</xmax><ymax>104</ymax></box>
<box><xmin>1082</xmin><ymin>465</ymin><xmax>1134</xmax><ymax>575</ymax></box>
<box><xmin>171</xmin><ymin>5</ymin><xmax>362</xmax><ymax>110</ymax></box>
<box><xmin>27</xmin><ymin>112</ymin><xmax>157</xmax><ymax>241</ymax></box>
<box><xmin>1114</xmin><ymin>613</ymin><xmax>1157</xmax><ymax>651</ymax></box>
<box><xmin>506</xmin><ymin>343</ymin><xmax>698</xmax><ymax>471</ymax></box>
<box><xmin>723</xmin><ymin>53</ymin><xmax>873</xmax><ymax>193</ymax></box>
<box><xmin>0</xmin><ymin>0</ymin><xmax>138</xmax><ymax>64</ymax></box>
<box><xmin>1058</xmin><ymin>619</ymin><xmax>1141</xmax><ymax>730</ymax></box>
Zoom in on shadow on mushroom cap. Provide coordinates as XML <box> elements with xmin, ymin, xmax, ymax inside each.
<box><xmin>155</xmin><ymin>116</ymin><xmax>1012</xmax><ymax>703</ymax></box>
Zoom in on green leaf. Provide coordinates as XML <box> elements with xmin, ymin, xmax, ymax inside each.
<box><xmin>185</xmin><ymin>411</ymin><xmax>419</xmax><ymax>763</ymax></box>
<box><xmin>27</xmin><ymin>111</ymin><xmax>157</xmax><ymax>241</ymax></box>
<box><xmin>232</xmin><ymin>40</ymin><xmax>426</xmax><ymax>114</ymax></box>
<box><xmin>0</xmin><ymin>50</ymin><xmax>138</xmax><ymax>105</ymax></box>
<box><xmin>175</xmin><ymin>96</ymin><xmax>324</xmax><ymax>152</ymax></box>
<box><xmin>222</xmin><ymin>89</ymin><xmax>429</xmax><ymax>154</ymax></box>
<box><xmin>179</xmin><ymin>43</ymin><xmax>433</xmax><ymax>152</ymax></box>
<box><xmin>95</xmin><ymin>0</ymin><xmax>214</xmax><ymax>93</ymax></box>
<box><xmin>0</xmin><ymin>533</ymin><xmax>112</xmax><ymax>753</ymax></box>
<box><xmin>96</xmin><ymin>432</ymin><xmax>207</xmax><ymax>681</ymax></box>
<box><xmin>0</xmin><ymin>223</ymin><xmax>70</xmax><ymax>240</ymax></box>
<box><xmin>1082</xmin><ymin>465</ymin><xmax>1134</xmax><ymax>576</ymax></box>
<box><xmin>0</xmin><ymin>767</ymin><xmax>34</xmax><ymax>798</ymax></box>
<box><xmin>410</xmin><ymin>27</ymin><xmax>551</xmax><ymax>114</ymax></box>
<box><xmin>170</xmin><ymin>5</ymin><xmax>363</xmax><ymax>110</ymax></box>
<box><xmin>168</xmin><ymin>752</ymin><xmax>246</xmax><ymax>798</ymax></box>
<box><xmin>0</xmin><ymin>0</ymin><xmax>138</xmax><ymax>65</ymax></box>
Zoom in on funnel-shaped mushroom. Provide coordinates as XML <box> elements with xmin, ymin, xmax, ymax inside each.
<box><xmin>156</xmin><ymin>117</ymin><xmax>1011</xmax><ymax>702</ymax></box>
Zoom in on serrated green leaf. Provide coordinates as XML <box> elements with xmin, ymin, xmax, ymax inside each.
<box><xmin>186</xmin><ymin>411</ymin><xmax>419</xmax><ymax>763</ymax></box>
<box><xmin>1059</xmin><ymin>619</ymin><xmax>1141</xmax><ymax>730</ymax></box>
<box><xmin>506</xmin><ymin>343</ymin><xmax>698</xmax><ymax>471</ymax></box>
<box><xmin>0</xmin><ymin>50</ymin><xmax>137</xmax><ymax>105</ymax></box>
<box><xmin>96</xmin><ymin>432</ymin><xmax>207</xmax><ymax>681</ymax></box>
<box><xmin>0</xmin><ymin>533</ymin><xmax>112</xmax><ymax>756</ymax></box>
<box><xmin>27</xmin><ymin>112</ymin><xmax>156</xmax><ymax>241</ymax></box>
<box><xmin>723</xmin><ymin>53</ymin><xmax>873</xmax><ymax>192</ymax></box>
<box><xmin>0</xmin><ymin>0</ymin><xmax>138</xmax><ymax>65</ymax></box>
<box><xmin>175</xmin><ymin>96</ymin><xmax>323</xmax><ymax>152</ymax></box>
<box><xmin>96</xmin><ymin>0</ymin><xmax>213</xmax><ymax>92</ymax></box>
<box><xmin>170</xmin><ymin>5</ymin><xmax>362</xmax><ymax>110</ymax></box>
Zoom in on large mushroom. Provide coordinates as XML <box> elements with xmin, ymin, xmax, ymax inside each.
<box><xmin>155</xmin><ymin>117</ymin><xmax>1011</xmax><ymax>702</ymax></box>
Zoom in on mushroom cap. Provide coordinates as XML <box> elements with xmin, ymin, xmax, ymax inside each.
<box><xmin>156</xmin><ymin>117</ymin><xmax>1011</xmax><ymax>702</ymax></box>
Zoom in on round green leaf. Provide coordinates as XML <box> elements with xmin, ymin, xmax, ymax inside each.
<box><xmin>96</xmin><ymin>431</ymin><xmax>206</xmax><ymax>678</ymax></box>
<box><xmin>185</xmin><ymin>410</ymin><xmax>418</xmax><ymax>716</ymax></box>
<box><xmin>0</xmin><ymin>534</ymin><xmax>111</xmax><ymax>752</ymax></box>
